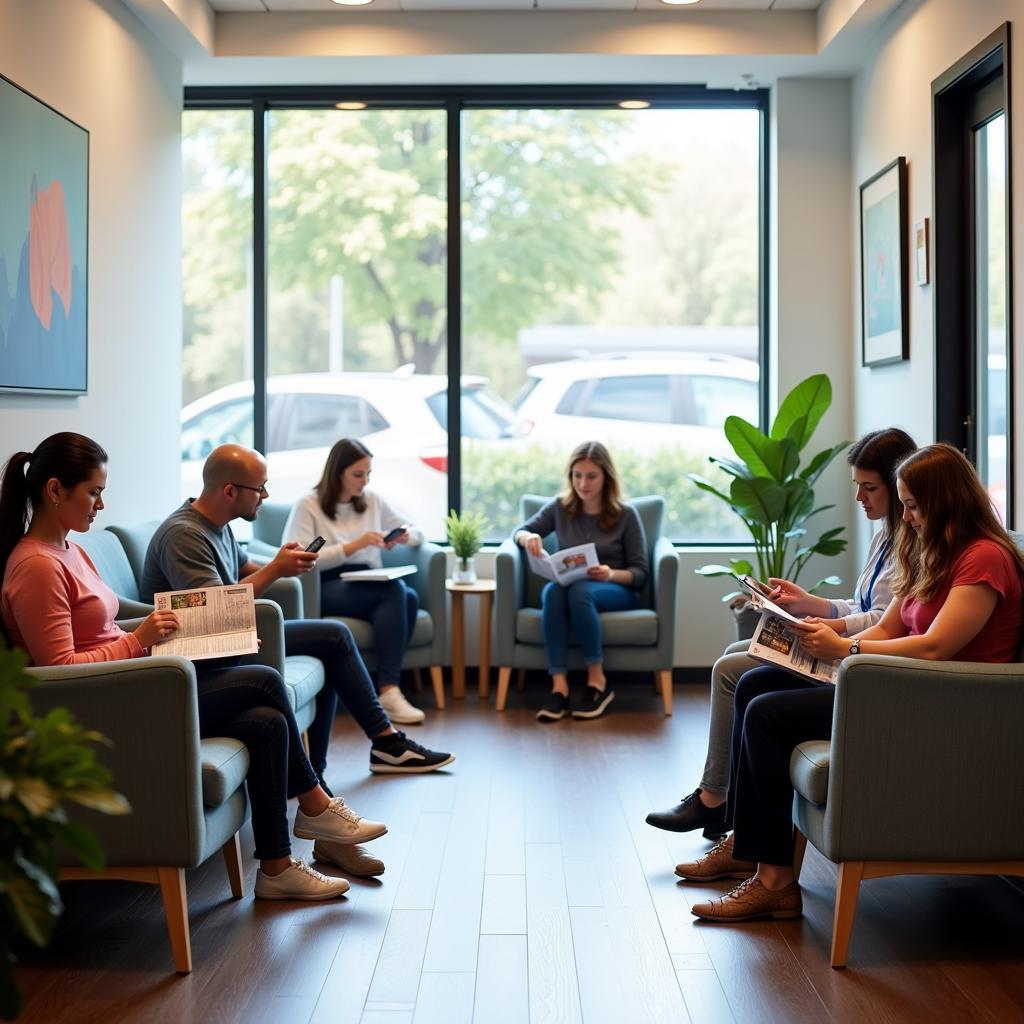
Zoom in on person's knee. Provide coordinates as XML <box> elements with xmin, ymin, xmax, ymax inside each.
<box><xmin>566</xmin><ymin>581</ymin><xmax>595</xmax><ymax>612</ymax></box>
<box><xmin>541</xmin><ymin>583</ymin><xmax>565</xmax><ymax>612</ymax></box>
<box><xmin>322</xmin><ymin>618</ymin><xmax>356</xmax><ymax>652</ymax></box>
<box><xmin>243</xmin><ymin>705</ymin><xmax>288</xmax><ymax>743</ymax></box>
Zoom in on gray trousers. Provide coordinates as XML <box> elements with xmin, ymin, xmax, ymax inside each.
<box><xmin>699</xmin><ymin>639</ymin><xmax>758</xmax><ymax>795</ymax></box>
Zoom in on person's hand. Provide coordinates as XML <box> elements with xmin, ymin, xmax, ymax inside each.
<box><xmin>135</xmin><ymin>610</ymin><xmax>179</xmax><ymax>649</ymax></box>
<box><xmin>789</xmin><ymin>617</ymin><xmax>847</xmax><ymax>659</ymax></box>
<box><xmin>587</xmin><ymin>564</ymin><xmax>613</xmax><ymax>581</ymax></box>
<box><xmin>765</xmin><ymin>578</ymin><xmax>811</xmax><ymax>607</ymax></box>
<box><xmin>384</xmin><ymin>529</ymin><xmax>409</xmax><ymax>550</ymax></box>
<box><xmin>358</xmin><ymin>530</ymin><xmax>387</xmax><ymax>551</ymax></box>
<box><xmin>521</xmin><ymin>532</ymin><xmax>543</xmax><ymax>557</ymax></box>
<box><xmin>272</xmin><ymin>541</ymin><xmax>318</xmax><ymax>577</ymax></box>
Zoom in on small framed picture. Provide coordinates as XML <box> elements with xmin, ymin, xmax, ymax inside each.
<box><xmin>914</xmin><ymin>217</ymin><xmax>929</xmax><ymax>285</ymax></box>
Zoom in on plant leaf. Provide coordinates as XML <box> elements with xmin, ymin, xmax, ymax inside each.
<box><xmin>770</xmin><ymin>375</ymin><xmax>832</xmax><ymax>449</ymax></box>
<box><xmin>729</xmin><ymin>477</ymin><xmax>787</xmax><ymax>525</ymax></box>
<box><xmin>799</xmin><ymin>441</ymin><xmax>851</xmax><ymax>485</ymax></box>
<box><xmin>723</xmin><ymin>417</ymin><xmax>774</xmax><ymax>478</ymax></box>
<box><xmin>688</xmin><ymin>475</ymin><xmax>730</xmax><ymax>503</ymax></box>
<box><xmin>65</xmin><ymin>788</ymin><xmax>132</xmax><ymax>815</ymax></box>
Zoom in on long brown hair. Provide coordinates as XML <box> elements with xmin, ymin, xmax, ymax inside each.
<box><xmin>890</xmin><ymin>443</ymin><xmax>1024</xmax><ymax>602</ymax></box>
<box><xmin>0</xmin><ymin>433</ymin><xmax>108</xmax><ymax>582</ymax></box>
<box><xmin>558</xmin><ymin>441</ymin><xmax>624</xmax><ymax>530</ymax></box>
<box><xmin>315</xmin><ymin>438</ymin><xmax>372</xmax><ymax>517</ymax></box>
<box><xmin>847</xmin><ymin>427</ymin><xmax>917</xmax><ymax>538</ymax></box>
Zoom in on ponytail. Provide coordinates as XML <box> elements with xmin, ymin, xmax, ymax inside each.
<box><xmin>0</xmin><ymin>453</ymin><xmax>34</xmax><ymax>583</ymax></box>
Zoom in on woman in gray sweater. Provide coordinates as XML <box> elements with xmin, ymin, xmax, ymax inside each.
<box><xmin>514</xmin><ymin>441</ymin><xmax>649</xmax><ymax>721</ymax></box>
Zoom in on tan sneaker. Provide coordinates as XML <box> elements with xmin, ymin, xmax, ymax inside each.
<box><xmin>674</xmin><ymin>834</ymin><xmax>755</xmax><ymax>882</ymax></box>
<box><xmin>379</xmin><ymin>686</ymin><xmax>426</xmax><ymax>724</ymax></box>
<box><xmin>690</xmin><ymin>876</ymin><xmax>802</xmax><ymax>921</ymax></box>
<box><xmin>294</xmin><ymin>796</ymin><xmax>388</xmax><ymax>845</ymax></box>
<box><xmin>254</xmin><ymin>858</ymin><xmax>350</xmax><ymax>901</ymax></box>
<box><xmin>313</xmin><ymin>841</ymin><xmax>385</xmax><ymax>877</ymax></box>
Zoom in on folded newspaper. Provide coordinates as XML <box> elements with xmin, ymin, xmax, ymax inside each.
<box><xmin>746</xmin><ymin>591</ymin><xmax>839</xmax><ymax>685</ymax></box>
<box><xmin>151</xmin><ymin>583</ymin><xmax>258</xmax><ymax>661</ymax></box>
<box><xmin>528</xmin><ymin>542</ymin><xmax>598</xmax><ymax>586</ymax></box>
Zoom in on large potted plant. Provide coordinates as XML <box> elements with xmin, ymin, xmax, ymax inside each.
<box><xmin>0</xmin><ymin>646</ymin><xmax>129</xmax><ymax>1019</ymax></box>
<box><xmin>691</xmin><ymin>373</ymin><xmax>850</xmax><ymax>638</ymax></box>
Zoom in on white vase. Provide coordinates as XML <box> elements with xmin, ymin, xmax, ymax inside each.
<box><xmin>452</xmin><ymin>556</ymin><xmax>477</xmax><ymax>584</ymax></box>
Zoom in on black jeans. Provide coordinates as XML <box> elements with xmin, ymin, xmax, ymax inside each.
<box><xmin>196</xmin><ymin>663</ymin><xmax>320</xmax><ymax>861</ymax></box>
<box><xmin>725</xmin><ymin>666</ymin><xmax>836</xmax><ymax>866</ymax></box>
<box><xmin>285</xmin><ymin>619</ymin><xmax>391</xmax><ymax>783</ymax></box>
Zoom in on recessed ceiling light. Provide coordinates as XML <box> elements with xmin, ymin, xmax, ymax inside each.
<box><xmin>618</xmin><ymin>100</ymin><xmax>651</xmax><ymax>110</ymax></box>
<box><xmin>335</xmin><ymin>101</ymin><xmax>368</xmax><ymax>110</ymax></box>
<box><xmin>331</xmin><ymin>0</ymin><xmax>374</xmax><ymax>6</ymax></box>
<box><xmin>660</xmin><ymin>0</ymin><xmax>702</xmax><ymax>5</ymax></box>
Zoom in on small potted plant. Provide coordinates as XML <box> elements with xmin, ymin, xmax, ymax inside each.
<box><xmin>0</xmin><ymin>646</ymin><xmax>130</xmax><ymax>1019</ymax></box>
<box><xmin>445</xmin><ymin>509</ymin><xmax>489</xmax><ymax>585</ymax></box>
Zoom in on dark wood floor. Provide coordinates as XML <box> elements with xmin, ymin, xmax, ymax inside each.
<box><xmin>15</xmin><ymin>678</ymin><xmax>1024</xmax><ymax>1024</ymax></box>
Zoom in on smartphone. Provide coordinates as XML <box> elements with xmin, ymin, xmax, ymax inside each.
<box><xmin>305</xmin><ymin>536</ymin><xmax>326</xmax><ymax>553</ymax></box>
<box><xmin>740</xmin><ymin>574</ymin><xmax>773</xmax><ymax>599</ymax></box>
<box><xmin>382</xmin><ymin>525</ymin><xmax>408</xmax><ymax>544</ymax></box>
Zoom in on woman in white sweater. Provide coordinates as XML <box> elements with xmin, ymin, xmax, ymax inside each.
<box><xmin>283</xmin><ymin>438</ymin><xmax>426</xmax><ymax>725</ymax></box>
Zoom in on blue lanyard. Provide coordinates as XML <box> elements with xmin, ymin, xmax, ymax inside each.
<box><xmin>860</xmin><ymin>538</ymin><xmax>891</xmax><ymax>612</ymax></box>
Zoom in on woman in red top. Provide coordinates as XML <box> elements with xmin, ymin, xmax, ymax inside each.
<box><xmin>677</xmin><ymin>443</ymin><xmax>1024</xmax><ymax>922</ymax></box>
<box><xmin>1</xmin><ymin>432</ymin><xmax>385</xmax><ymax>902</ymax></box>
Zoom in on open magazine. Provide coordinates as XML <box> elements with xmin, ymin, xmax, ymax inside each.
<box><xmin>340</xmin><ymin>565</ymin><xmax>417</xmax><ymax>583</ymax></box>
<box><xmin>528</xmin><ymin>542</ymin><xmax>598</xmax><ymax>586</ymax></box>
<box><xmin>744</xmin><ymin>585</ymin><xmax>839</xmax><ymax>685</ymax></box>
<box><xmin>151</xmin><ymin>583</ymin><xmax>258</xmax><ymax>661</ymax></box>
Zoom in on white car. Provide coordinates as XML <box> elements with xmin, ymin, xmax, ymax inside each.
<box><xmin>180</xmin><ymin>370</ymin><xmax>528</xmax><ymax>539</ymax></box>
<box><xmin>513</xmin><ymin>353</ymin><xmax>760</xmax><ymax>455</ymax></box>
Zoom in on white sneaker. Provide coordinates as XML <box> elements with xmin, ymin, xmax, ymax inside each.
<box><xmin>254</xmin><ymin>858</ymin><xmax>350</xmax><ymax>901</ymax></box>
<box><xmin>293</xmin><ymin>796</ymin><xmax>388</xmax><ymax>845</ymax></box>
<box><xmin>379</xmin><ymin>686</ymin><xmax>426</xmax><ymax>725</ymax></box>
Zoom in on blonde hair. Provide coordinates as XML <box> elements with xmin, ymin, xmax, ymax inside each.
<box><xmin>558</xmin><ymin>441</ymin><xmax>624</xmax><ymax>530</ymax></box>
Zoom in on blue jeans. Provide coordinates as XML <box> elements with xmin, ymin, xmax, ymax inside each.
<box><xmin>320</xmin><ymin>574</ymin><xmax>418</xmax><ymax>688</ymax></box>
<box><xmin>540</xmin><ymin>579</ymin><xmax>639</xmax><ymax>676</ymax></box>
<box><xmin>285</xmin><ymin>619</ymin><xmax>392</xmax><ymax>783</ymax></box>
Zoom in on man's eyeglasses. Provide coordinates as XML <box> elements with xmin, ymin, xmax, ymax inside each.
<box><xmin>230</xmin><ymin>482</ymin><xmax>268</xmax><ymax>497</ymax></box>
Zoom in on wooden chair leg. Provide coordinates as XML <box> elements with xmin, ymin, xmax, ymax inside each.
<box><xmin>413</xmin><ymin>667</ymin><xmax>424</xmax><ymax>693</ymax></box>
<box><xmin>831</xmin><ymin>860</ymin><xmax>865</xmax><ymax>969</ymax></box>
<box><xmin>516</xmin><ymin>668</ymin><xmax>526</xmax><ymax>692</ymax></box>
<box><xmin>792</xmin><ymin>828</ymin><xmax>807</xmax><ymax>882</ymax></box>
<box><xmin>301</xmin><ymin>730</ymin><xmax>310</xmax><ymax>757</ymax></box>
<box><xmin>157</xmin><ymin>866</ymin><xmax>192</xmax><ymax>974</ymax></box>
<box><xmin>222</xmin><ymin>833</ymin><xmax>244</xmax><ymax>900</ymax></box>
<box><xmin>497</xmin><ymin>667</ymin><xmax>512</xmax><ymax>711</ymax></box>
<box><xmin>429</xmin><ymin>665</ymin><xmax>445</xmax><ymax>710</ymax></box>
<box><xmin>658</xmin><ymin>670</ymin><xmax>673</xmax><ymax>716</ymax></box>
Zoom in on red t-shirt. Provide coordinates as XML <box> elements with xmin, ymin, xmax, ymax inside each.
<box><xmin>901</xmin><ymin>538</ymin><xmax>1022</xmax><ymax>662</ymax></box>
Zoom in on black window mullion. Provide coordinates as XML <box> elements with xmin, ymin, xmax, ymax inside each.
<box><xmin>446</xmin><ymin>99</ymin><xmax>462</xmax><ymax>515</ymax></box>
<box><xmin>253</xmin><ymin>101</ymin><xmax>268</xmax><ymax>456</ymax></box>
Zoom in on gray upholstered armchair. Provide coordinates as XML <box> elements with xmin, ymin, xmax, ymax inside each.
<box><xmin>790</xmin><ymin>654</ymin><xmax>1024</xmax><ymax>968</ymax></box>
<box><xmin>493</xmin><ymin>494</ymin><xmax>679</xmax><ymax>715</ymax></box>
<box><xmin>248</xmin><ymin>501</ymin><xmax>448</xmax><ymax>710</ymax></box>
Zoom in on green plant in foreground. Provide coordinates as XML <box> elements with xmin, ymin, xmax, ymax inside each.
<box><xmin>445</xmin><ymin>508</ymin><xmax>490</xmax><ymax>561</ymax></box>
<box><xmin>691</xmin><ymin>373</ymin><xmax>851</xmax><ymax>598</ymax></box>
<box><xmin>0</xmin><ymin>646</ymin><xmax>130</xmax><ymax>1020</ymax></box>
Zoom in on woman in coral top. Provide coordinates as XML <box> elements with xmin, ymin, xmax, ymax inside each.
<box><xmin>0</xmin><ymin>432</ymin><xmax>386</xmax><ymax>902</ymax></box>
<box><xmin>676</xmin><ymin>444</ymin><xmax>1024</xmax><ymax>923</ymax></box>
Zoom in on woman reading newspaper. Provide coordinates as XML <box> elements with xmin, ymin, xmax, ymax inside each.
<box><xmin>513</xmin><ymin>441</ymin><xmax>649</xmax><ymax>722</ymax></box>
<box><xmin>1</xmin><ymin>433</ymin><xmax>387</xmax><ymax>902</ymax></box>
<box><xmin>647</xmin><ymin>427</ymin><xmax>918</xmax><ymax>838</ymax></box>
<box><xmin>675</xmin><ymin>444</ymin><xmax>1023</xmax><ymax>923</ymax></box>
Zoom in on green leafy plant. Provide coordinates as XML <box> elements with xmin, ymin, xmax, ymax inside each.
<box><xmin>445</xmin><ymin>509</ymin><xmax>490</xmax><ymax>561</ymax></box>
<box><xmin>691</xmin><ymin>374</ymin><xmax>850</xmax><ymax>598</ymax></box>
<box><xmin>0</xmin><ymin>647</ymin><xmax>130</xmax><ymax>1020</ymax></box>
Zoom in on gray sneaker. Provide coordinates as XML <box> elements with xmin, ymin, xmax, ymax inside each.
<box><xmin>294</xmin><ymin>796</ymin><xmax>388</xmax><ymax>845</ymax></box>
<box><xmin>254</xmin><ymin>858</ymin><xmax>350</xmax><ymax>901</ymax></box>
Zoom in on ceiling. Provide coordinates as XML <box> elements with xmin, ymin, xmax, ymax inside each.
<box><xmin>211</xmin><ymin>1</ymin><xmax>824</xmax><ymax>10</ymax></box>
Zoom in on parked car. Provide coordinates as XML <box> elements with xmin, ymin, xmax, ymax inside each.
<box><xmin>513</xmin><ymin>353</ymin><xmax>760</xmax><ymax>454</ymax></box>
<box><xmin>180</xmin><ymin>371</ymin><xmax>529</xmax><ymax>539</ymax></box>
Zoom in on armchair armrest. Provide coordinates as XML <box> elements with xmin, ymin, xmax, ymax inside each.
<box><xmin>650</xmin><ymin>536</ymin><xmax>680</xmax><ymax>666</ymax></box>
<box><xmin>494</xmin><ymin>538</ymin><xmax>525</xmax><ymax>664</ymax></box>
<box><xmin>822</xmin><ymin>655</ymin><xmax>1024</xmax><ymax>862</ymax></box>
<box><xmin>249</xmin><ymin>599</ymin><xmax>286</xmax><ymax>675</ymax></box>
<box><xmin>117</xmin><ymin>597</ymin><xmax>155</xmax><ymax>619</ymax></box>
<box><xmin>262</xmin><ymin>576</ymin><xmax>304</xmax><ymax>620</ymax></box>
<box><xmin>26</xmin><ymin>657</ymin><xmax>208</xmax><ymax>867</ymax></box>
<box><xmin>384</xmin><ymin>541</ymin><xmax>447</xmax><ymax>662</ymax></box>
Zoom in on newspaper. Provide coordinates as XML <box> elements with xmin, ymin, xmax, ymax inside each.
<box><xmin>528</xmin><ymin>542</ymin><xmax>599</xmax><ymax>586</ymax></box>
<box><xmin>151</xmin><ymin>583</ymin><xmax>258</xmax><ymax>661</ymax></box>
<box><xmin>746</xmin><ymin>592</ymin><xmax>839</xmax><ymax>685</ymax></box>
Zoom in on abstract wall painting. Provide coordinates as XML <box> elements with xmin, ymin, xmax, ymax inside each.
<box><xmin>1</xmin><ymin>74</ymin><xmax>88</xmax><ymax>394</ymax></box>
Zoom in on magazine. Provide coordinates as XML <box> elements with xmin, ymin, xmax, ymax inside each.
<box><xmin>746</xmin><ymin>592</ymin><xmax>839</xmax><ymax>685</ymax></box>
<box><xmin>527</xmin><ymin>542</ymin><xmax>598</xmax><ymax>586</ymax></box>
<box><xmin>340</xmin><ymin>565</ymin><xmax>417</xmax><ymax>582</ymax></box>
<box><xmin>151</xmin><ymin>583</ymin><xmax>258</xmax><ymax>661</ymax></box>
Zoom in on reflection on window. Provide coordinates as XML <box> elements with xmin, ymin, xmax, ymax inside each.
<box><xmin>691</xmin><ymin>375</ymin><xmax>759</xmax><ymax>429</ymax></box>
<box><xmin>584</xmin><ymin>376</ymin><xmax>673</xmax><ymax>423</ymax></box>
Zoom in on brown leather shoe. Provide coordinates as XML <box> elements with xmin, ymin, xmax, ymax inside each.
<box><xmin>312</xmin><ymin>841</ymin><xmax>385</xmax><ymax>877</ymax></box>
<box><xmin>691</xmin><ymin>877</ymin><xmax>802</xmax><ymax>922</ymax></box>
<box><xmin>675</xmin><ymin>834</ymin><xmax>755</xmax><ymax>882</ymax></box>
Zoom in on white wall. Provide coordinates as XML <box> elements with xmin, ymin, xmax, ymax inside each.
<box><xmin>0</xmin><ymin>0</ymin><xmax>183</xmax><ymax>524</ymax></box>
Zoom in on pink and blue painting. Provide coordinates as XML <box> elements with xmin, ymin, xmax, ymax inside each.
<box><xmin>1</xmin><ymin>74</ymin><xmax>88</xmax><ymax>394</ymax></box>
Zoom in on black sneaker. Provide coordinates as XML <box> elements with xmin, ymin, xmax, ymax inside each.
<box><xmin>572</xmin><ymin>686</ymin><xmax>615</xmax><ymax>720</ymax></box>
<box><xmin>536</xmin><ymin>692</ymin><xmax>570</xmax><ymax>722</ymax></box>
<box><xmin>369</xmin><ymin>732</ymin><xmax>455</xmax><ymax>774</ymax></box>
<box><xmin>645</xmin><ymin>788</ymin><xmax>729</xmax><ymax>838</ymax></box>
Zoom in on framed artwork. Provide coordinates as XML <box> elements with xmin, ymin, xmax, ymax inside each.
<box><xmin>0</xmin><ymin>73</ymin><xmax>88</xmax><ymax>394</ymax></box>
<box><xmin>859</xmin><ymin>157</ymin><xmax>908</xmax><ymax>367</ymax></box>
<box><xmin>914</xmin><ymin>217</ymin><xmax>930</xmax><ymax>285</ymax></box>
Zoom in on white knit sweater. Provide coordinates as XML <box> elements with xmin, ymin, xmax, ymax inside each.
<box><xmin>282</xmin><ymin>491</ymin><xmax>424</xmax><ymax>572</ymax></box>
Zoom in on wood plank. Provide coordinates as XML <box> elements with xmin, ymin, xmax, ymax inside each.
<box><xmin>411</xmin><ymin>973</ymin><xmax>475</xmax><ymax>1024</ymax></box>
<box><xmin>366</xmin><ymin>909</ymin><xmax>432</xmax><ymax>1006</ymax></box>
<box><xmin>473</xmin><ymin>934</ymin><xmax>528</xmax><ymax>1024</ymax></box>
<box><xmin>480</xmin><ymin>874</ymin><xmax>526</xmax><ymax>934</ymax></box>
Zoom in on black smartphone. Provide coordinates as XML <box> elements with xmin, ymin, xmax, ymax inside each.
<box><xmin>382</xmin><ymin>524</ymin><xmax>408</xmax><ymax>544</ymax></box>
<box><xmin>305</xmin><ymin>536</ymin><xmax>326</xmax><ymax>553</ymax></box>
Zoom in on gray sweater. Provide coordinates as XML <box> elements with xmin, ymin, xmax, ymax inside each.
<box><xmin>516</xmin><ymin>499</ymin><xmax>649</xmax><ymax>590</ymax></box>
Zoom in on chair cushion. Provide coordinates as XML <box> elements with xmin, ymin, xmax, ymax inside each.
<box><xmin>284</xmin><ymin>655</ymin><xmax>325</xmax><ymax>713</ymax></box>
<box><xmin>75</xmin><ymin>530</ymin><xmax>142</xmax><ymax>601</ymax></box>
<box><xmin>107</xmin><ymin>521</ymin><xmax>161</xmax><ymax>589</ymax></box>
<box><xmin>791</xmin><ymin>741</ymin><xmax>831</xmax><ymax>805</ymax></box>
<box><xmin>253</xmin><ymin>502</ymin><xmax>291</xmax><ymax>546</ymax></box>
<box><xmin>515</xmin><ymin>607</ymin><xmax>658</xmax><ymax>647</ymax></box>
<box><xmin>201</xmin><ymin>737</ymin><xmax>250</xmax><ymax>809</ymax></box>
<box><xmin>328</xmin><ymin>610</ymin><xmax>433</xmax><ymax>652</ymax></box>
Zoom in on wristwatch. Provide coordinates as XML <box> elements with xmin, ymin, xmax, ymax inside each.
<box><xmin>848</xmin><ymin>639</ymin><xmax>861</xmax><ymax>656</ymax></box>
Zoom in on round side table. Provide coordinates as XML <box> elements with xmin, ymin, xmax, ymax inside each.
<box><xmin>445</xmin><ymin>578</ymin><xmax>497</xmax><ymax>700</ymax></box>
